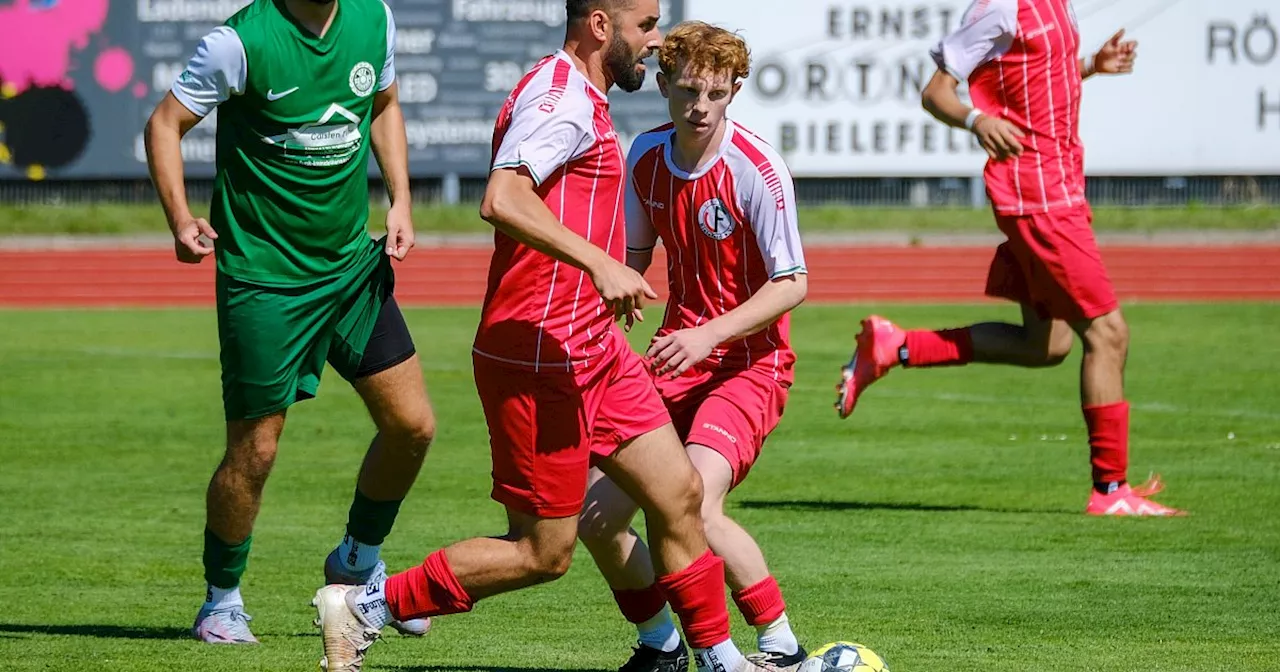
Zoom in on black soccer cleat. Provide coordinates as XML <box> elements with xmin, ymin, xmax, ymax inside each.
<box><xmin>618</xmin><ymin>642</ymin><xmax>690</xmax><ymax>672</ymax></box>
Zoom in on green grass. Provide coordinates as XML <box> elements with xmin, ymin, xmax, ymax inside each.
<box><xmin>1</xmin><ymin>303</ymin><xmax>1278</xmax><ymax>671</ymax></box>
<box><xmin>3</xmin><ymin>203</ymin><xmax>1279</xmax><ymax>236</ymax></box>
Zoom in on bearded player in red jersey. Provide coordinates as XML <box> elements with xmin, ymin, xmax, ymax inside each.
<box><xmin>835</xmin><ymin>0</ymin><xmax>1184</xmax><ymax>517</ymax></box>
<box><xmin>314</xmin><ymin>2</ymin><xmax>782</xmax><ymax>671</ymax></box>
<box><xmin>577</xmin><ymin>21</ymin><xmax>812</xmax><ymax>672</ymax></box>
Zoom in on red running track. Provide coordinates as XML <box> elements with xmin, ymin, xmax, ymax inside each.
<box><xmin>1</xmin><ymin>245</ymin><xmax>1278</xmax><ymax>307</ymax></box>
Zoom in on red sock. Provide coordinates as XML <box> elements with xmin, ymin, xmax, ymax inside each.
<box><xmin>612</xmin><ymin>585</ymin><xmax>668</xmax><ymax>624</ymax></box>
<box><xmin>1084</xmin><ymin>401</ymin><xmax>1129</xmax><ymax>484</ymax></box>
<box><xmin>731</xmin><ymin>576</ymin><xmax>786</xmax><ymax>627</ymax></box>
<box><xmin>904</xmin><ymin>328</ymin><xmax>974</xmax><ymax>367</ymax></box>
<box><xmin>655</xmin><ymin>550</ymin><xmax>731</xmax><ymax>649</ymax></box>
<box><xmin>385</xmin><ymin>549</ymin><xmax>473</xmax><ymax>621</ymax></box>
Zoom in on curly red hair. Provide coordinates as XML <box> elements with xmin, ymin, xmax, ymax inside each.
<box><xmin>658</xmin><ymin>21</ymin><xmax>750</xmax><ymax>81</ymax></box>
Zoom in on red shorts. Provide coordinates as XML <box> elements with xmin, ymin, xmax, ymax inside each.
<box><xmin>655</xmin><ymin>362</ymin><xmax>790</xmax><ymax>490</ymax></box>
<box><xmin>473</xmin><ymin>344</ymin><xmax>671</xmax><ymax>518</ymax></box>
<box><xmin>985</xmin><ymin>204</ymin><xmax>1118</xmax><ymax>321</ymax></box>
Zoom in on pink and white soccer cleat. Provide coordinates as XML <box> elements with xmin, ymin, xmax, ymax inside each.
<box><xmin>1128</xmin><ymin>472</ymin><xmax>1165</xmax><ymax>498</ymax></box>
<box><xmin>835</xmin><ymin>315</ymin><xmax>906</xmax><ymax>419</ymax></box>
<box><xmin>1086</xmin><ymin>483</ymin><xmax>1185</xmax><ymax>516</ymax></box>
<box><xmin>191</xmin><ymin>605</ymin><xmax>259</xmax><ymax>644</ymax></box>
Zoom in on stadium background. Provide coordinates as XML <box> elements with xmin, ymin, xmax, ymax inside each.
<box><xmin>1</xmin><ymin>0</ymin><xmax>1277</xmax><ymax>304</ymax></box>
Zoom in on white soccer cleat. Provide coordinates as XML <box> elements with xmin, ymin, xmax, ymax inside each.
<box><xmin>323</xmin><ymin>549</ymin><xmax>432</xmax><ymax>637</ymax></box>
<box><xmin>191</xmin><ymin>605</ymin><xmax>259</xmax><ymax>644</ymax></box>
<box><xmin>313</xmin><ymin>584</ymin><xmax>381</xmax><ymax>672</ymax></box>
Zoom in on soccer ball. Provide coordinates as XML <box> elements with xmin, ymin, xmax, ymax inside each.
<box><xmin>797</xmin><ymin>641</ymin><xmax>889</xmax><ymax>672</ymax></box>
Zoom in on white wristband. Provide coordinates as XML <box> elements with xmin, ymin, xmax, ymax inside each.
<box><xmin>964</xmin><ymin>108</ymin><xmax>984</xmax><ymax>131</ymax></box>
<box><xmin>1083</xmin><ymin>51</ymin><xmax>1098</xmax><ymax>77</ymax></box>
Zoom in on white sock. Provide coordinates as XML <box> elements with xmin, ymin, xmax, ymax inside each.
<box><xmin>756</xmin><ymin>612</ymin><xmax>800</xmax><ymax>655</ymax></box>
<box><xmin>350</xmin><ymin>580</ymin><xmax>392</xmax><ymax>630</ymax></box>
<box><xmin>203</xmin><ymin>585</ymin><xmax>243</xmax><ymax>612</ymax></box>
<box><xmin>695</xmin><ymin>639</ymin><xmax>746</xmax><ymax>672</ymax></box>
<box><xmin>637</xmin><ymin>607</ymin><xmax>681</xmax><ymax>652</ymax></box>
<box><xmin>337</xmin><ymin>534</ymin><xmax>382</xmax><ymax>574</ymax></box>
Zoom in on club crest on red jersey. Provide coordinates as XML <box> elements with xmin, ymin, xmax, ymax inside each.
<box><xmin>697</xmin><ymin>198</ymin><xmax>736</xmax><ymax>240</ymax></box>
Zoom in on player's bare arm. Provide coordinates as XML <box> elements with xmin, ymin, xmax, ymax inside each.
<box><xmin>1081</xmin><ymin>28</ymin><xmax>1137</xmax><ymax>80</ymax></box>
<box><xmin>648</xmin><ymin>273</ymin><xmax>807</xmax><ymax>378</ymax></box>
<box><xmin>144</xmin><ymin>93</ymin><xmax>218</xmax><ymax>264</ymax></box>
<box><xmin>922</xmin><ymin>70</ymin><xmax>1024</xmax><ymax>161</ymax></box>
<box><xmin>480</xmin><ymin>168</ymin><xmax>657</xmax><ymax>318</ymax></box>
<box><xmin>371</xmin><ymin>82</ymin><xmax>415</xmax><ymax>260</ymax></box>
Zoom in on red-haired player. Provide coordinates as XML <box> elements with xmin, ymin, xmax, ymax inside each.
<box><xmin>578</xmin><ymin>21</ymin><xmax>813</xmax><ymax>672</ymax></box>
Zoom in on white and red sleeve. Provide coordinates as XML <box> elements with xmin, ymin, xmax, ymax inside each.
<box><xmin>490</xmin><ymin>66</ymin><xmax>596</xmax><ymax>186</ymax></box>
<box><xmin>625</xmin><ymin>179</ymin><xmax>657</xmax><ymax>253</ymax></box>
<box><xmin>624</xmin><ymin>132</ymin><xmax>666</xmax><ymax>253</ymax></box>
<box><xmin>741</xmin><ymin>151</ymin><xmax>806</xmax><ymax>279</ymax></box>
<box><xmin>929</xmin><ymin>0</ymin><xmax>1018</xmax><ymax>81</ymax></box>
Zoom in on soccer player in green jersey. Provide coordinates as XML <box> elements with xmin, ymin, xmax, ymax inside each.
<box><xmin>144</xmin><ymin>0</ymin><xmax>435</xmax><ymax>644</ymax></box>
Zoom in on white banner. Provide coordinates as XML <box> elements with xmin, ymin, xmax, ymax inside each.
<box><xmin>683</xmin><ymin>0</ymin><xmax>1280</xmax><ymax>177</ymax></box>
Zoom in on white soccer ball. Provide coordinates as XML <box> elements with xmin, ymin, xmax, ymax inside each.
<box><xmin>797</xmin><ymin>641</ymin><xmax>889</xmax><ymax>672</ymax></box>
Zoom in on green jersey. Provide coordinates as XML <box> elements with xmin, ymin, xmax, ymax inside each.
<box><xmin>172</xmin><ymin>0</ymin><xmax>396</xmax><ymax>286</ymax></box>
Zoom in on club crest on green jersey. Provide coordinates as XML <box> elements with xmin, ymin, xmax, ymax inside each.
<box><xmin>349</xmin><ymin>61</ymin><xmax>376</xmax><ymax>97</ymax></box>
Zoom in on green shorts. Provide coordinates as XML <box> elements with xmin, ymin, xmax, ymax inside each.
<box><xmin>216</xmin><ymin>245</ymin><xmax>394</xmax><ymax>421</ymax></box>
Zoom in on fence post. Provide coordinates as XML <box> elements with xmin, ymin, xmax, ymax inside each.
<box><xmin>443</xmin><ymin>172</ymin><xmax>461</xmax><ymax>205</ymax></box>
<box><xmin>969</xmin><ymin>173</ymin><xmax>986</xmax><ymax>209</ymax></box>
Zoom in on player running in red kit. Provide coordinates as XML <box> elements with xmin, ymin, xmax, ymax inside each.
<box><xmin>835</xmin><ymin>0</ymin><xmax>1184</xmax><ymax>517</ymax></box>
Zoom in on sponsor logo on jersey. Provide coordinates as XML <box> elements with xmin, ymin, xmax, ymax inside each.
<box><xmin>261</xmin><ymin>103</ymin><xmax>363</xmax><ymax>167</ymax></box>
<box><xmin>266</xmin><ymin>86</ymin><xmax>299</xmax><ymax>101</ymax></box>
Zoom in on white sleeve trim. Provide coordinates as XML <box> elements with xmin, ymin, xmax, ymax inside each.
<box><xmin>490</xmin><ymin>69</ymin><xmax>596</xmax><ymax>184</ymax></box>
<box><xmin>171</xmin><ymin>26</ymin><xmax>246</xmax><ymax>117</ymax></box>
<box><xmin>735</xmin><ymin>141</ymin><xmax>806</xmax><ymax>281</ymax></box>
<box><xmin>379</xmin><ymin>1</ymin><xmax>396</xmax><ymax>91</ymax></box>
<box><xmin>929</xmin><ymin>0</ymin><xmax>1017</xmax><ymax>81</ymax></box>
<box><xmin>625</xmin><ymin>177</ymin><xmax>658</xmax><ymax>254</ymax></box>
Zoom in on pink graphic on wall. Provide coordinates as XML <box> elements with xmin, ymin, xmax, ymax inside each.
<box><xmin>0</xmin><ymin>0</ymin><xmax>155</xmax><ymax>178</ymax></box>
<box><xmin>94</xmin><ymin>47</ymin><xmax>134</xmax><ymax>93</ymax></box>
<box><xmin>0</xmin><ymin>0</ymin><xmax>111</xmax><ymax>95</ymax></box>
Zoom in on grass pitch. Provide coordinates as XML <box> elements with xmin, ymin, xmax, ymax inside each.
<box><xmin>1</xmin><ymin>302</ymin><xmax>1278</xmax><ymax>671</ymax></box>
<box><xmin>2</xmin><ymin>202</ymin><xmax>1278</xmax><ymax>236</ymax></box>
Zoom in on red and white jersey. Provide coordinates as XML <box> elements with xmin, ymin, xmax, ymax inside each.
<box><xmin>474</xmin><ymin>51</ymin><xmax>628</xmax><ymax>372</ymax></box>
<box><xmin>626</xmin><ymin>121</ymin><xmax>806</xmax><ymax>382</ymax></box>
<box><xmin>932</xmin><ymin>0</ymin><xmax>1087</xmax><ymax>215</ymax></box>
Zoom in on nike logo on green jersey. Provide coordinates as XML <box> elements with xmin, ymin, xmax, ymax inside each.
<box><xmin>266</xmin><ymin>87</ymin><xmax>300</xmax><ymax>101</ymax></box>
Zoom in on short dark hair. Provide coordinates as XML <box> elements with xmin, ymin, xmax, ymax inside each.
<box><xmin>565</xmin><ymin>0</ymin><xmax>633</xmax><ymax>23</ymax></box>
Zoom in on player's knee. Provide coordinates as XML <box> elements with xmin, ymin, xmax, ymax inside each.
<box><xmin>642</xmin><ymin>465</ymin><xmax>703</xmax><ymax>531</ymax></box>
<box><xmin>384</xmin><ymin>409</ymin><xmax>436</xmax><ymax>457</ymax></box>
<box><xmin>701</xmin><ymin>508</ymin><xmax>733</xmax><ymax>542</ymax></box>
<box><xmin>678</xmin><ymin>467</ymin><xmax>705</xmax><ymax>519</ymax></box>
<box><xmin>524</xmin><ymin>539</ymin><xmax>575</xmax><ymax>584</ymax></box>
<box><xmin>697</xmin><ymin>479</ymin><xmax>729</xmax><ymax>526</ymax></box>
<box><xmin>1084</xmin><ymin>311</ymin><xmax>1129</xmax><ymax>357</ymax></box>
<box><xmin>224</xmin><ymin>437</ymin><xmax>278</xmax><ymax>482</ymax></box>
